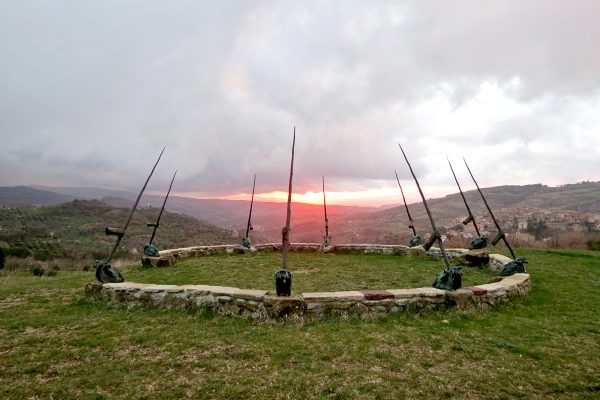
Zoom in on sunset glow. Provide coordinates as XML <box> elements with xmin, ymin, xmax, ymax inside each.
<box><xmin>178</xmin><ymin>184</ymin><xmax>460</xmax><ymax>207</ymax></box>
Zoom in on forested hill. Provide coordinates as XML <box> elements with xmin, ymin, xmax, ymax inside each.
<box><xmin>0</xmin><ymin>200</ymin><xmax>239</xmax><ymax>262</ymax></box>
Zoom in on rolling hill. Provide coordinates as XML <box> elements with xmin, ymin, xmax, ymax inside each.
<box><xmin>0</xmin><ymin>199</ymin><xmax>238</xmax><ymax>262</ymax></box>
<box><xmin>1</xmin><ymin>181</ymin><xmax>599</xmax><ymax>248</ymax></box>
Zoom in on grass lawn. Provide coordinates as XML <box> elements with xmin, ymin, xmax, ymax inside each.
<box><xmin>0</xmin><ymin>249</ymin><xmax>599</xmax><ymax>399</ymax></box>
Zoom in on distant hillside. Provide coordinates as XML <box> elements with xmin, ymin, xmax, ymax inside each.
<box><xmin>3</xmin><ymin>182</ymin><xmax>599</xmax><ymax>248</ymax></box>
<box><xmin>0</xmin><ymin>186</ymin><xmax>75</xmax><ymax>207</ymax></box>
<box><xmin>0</xmin><ymin>200</ymin><xmax>239</xmax><ymax>261</ymax></box>
<box><xmin>337</xmin><ymin>182</ymin><xmax>600</xmax><ymax>245</ymax></box>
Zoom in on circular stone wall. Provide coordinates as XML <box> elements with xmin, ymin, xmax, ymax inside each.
<box><xmin>85</xmin><ymin>243</ymin><xmax>531</xmax><ymax>320</ymax></box>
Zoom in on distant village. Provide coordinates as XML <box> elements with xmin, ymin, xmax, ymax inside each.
<box><xmin>443</xmin><ymin>207</ymin><xmax>600</xmax><ymax>247</ymax></box>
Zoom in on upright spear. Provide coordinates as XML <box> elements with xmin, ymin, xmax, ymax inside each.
<box><xmin>281</xmin><ymin>128</ymin><xmax>295</xmax><ymax>269</ymax></box>
<box><xmin>274</xmin><ymin>128</ymin><xmax>295</xmax><ymax>296</ymax></box>
<box><xmin>395</xmin><ymin>170</ymin><xmax>422</xmax><ymax>246</ymax></box>
<box><xmin>446</xmin><ymin>156</ymin><xmax>488</xmax><ymax>250</ymax></box>
<box><xmin>147</xmin><ymin>170</ymin><xmax>177</xmax><ymax>246</ymax></box>
<box><xmin>463</xmin><ymin>158</ymin><xmax>517</xmax><ymax>259</ymax></box>
<box><xmin>322</xmin><ymin>175</ymin><xmax>331</xmax><ymax>246</ymax></box>
<box><xmin>399</xmin><ymin>145</ymin><xmax>451</xmax><ymax>268</ymax></box>
<box><xmin>105</xmin><ymin>147</ymin><xmax>165</xmax><ymax>263</ymax></box>
<box><xmin>242</xmin><ymin>174</ymin><xmax>256</xmax><ymax>248</ymax></box>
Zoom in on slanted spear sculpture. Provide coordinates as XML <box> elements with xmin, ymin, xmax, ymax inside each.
<box><xmin>446</xmin><ymin>156</ymin><xmax>487</xmax><ymax>249</ymax></box>
<box><xmin>463</xmin><ymin>158</ymin><xmax>527</xmax><ymax>275</ymax></box>
<box><xmin>275</xmin><ymin>128</ymin><xmax>295</xmax><ymax>296</ymax></box>
<box><xmin>242</xmin><ymin>174</ymin><xmax>256</xmax><ymax>249</ymax></box>
<box><xmin>322</xmin><ymin>175</ymin><xmax>332</xmax><ymax>247</ymax></box>
<box><xmin>95</xmin><ymin>147</ymin><xmax>165</xmax><ymax>283</ymax></box>
<box><xmin>394</xmin><ymin>170</ymin><xmax>422</xmax><ymax>247</ymax></box>
<box><xmin>399</xmin><ymin>145</ymin><xmax>463</xmax><ymax>290</ymax></box>
<box><xmin>143</xmin><ymin>170</ymin><xmax>177</xmax><ymax>257</ymax></box>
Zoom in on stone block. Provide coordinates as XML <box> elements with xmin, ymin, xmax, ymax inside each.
<box><xmin>387</xmin><ymin>287</ymin><xmax>446</xmax><ymax>298</ymax></box>
<box><xmin>457</xmin><ymin>249</ymin><xmax>490</xmax><ymax>267</ymax></box>
<box><xmin>140</xmin><ymin>284</ymin><xmax>179</xmax><ymax>293</ymax></box>
<box><xmin>264</xmin><ymin>295</ymin><xmax>306</xmax><ymax>318</ymax></box>
<box><xmin>362</xmin><ymin>290</ymin><xmax>394</xmax><ymax>300</ymax></box>
<box><xmin>234</xmin><ymin>289</ymin><xmax>267</xmax><ymax>301</ymax></box>
<box><xmin>464</xmin><ymin>286</ymin><xmax>488</xmax><ymax>296</ymax></box>
<box><xmin>489</xmin><ymin>254</ymin><xmax>513</xmax><ymax>272</ymax></box>
<box><xmin>141</xmin><ymin>256</ymin><xmax>176</xmax><ymax>267</ymax></box>
<box><xmin>406</xmin><ymin>246</ymin><xmax>426</xmax><ymax>257</ymax></box>
<box><xmin>445</xmin><ymin>289</ymin><xmax>476</xmax><ymax>308</ymax></box>
<box><xmin>302</xmin><ymin>291</ymin><xmax>364</xmax><ymax>302</ymax></box>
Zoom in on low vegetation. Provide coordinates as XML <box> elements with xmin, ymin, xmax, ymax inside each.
<box><xmin>0</xmin><ymin>200</ymin><xmax>239</xmax><ymax>265</ymax></box>
<box><xmin>1</xmin><ymin>249</ymin><xmax>599</xmax><ymax>399</ymax></box>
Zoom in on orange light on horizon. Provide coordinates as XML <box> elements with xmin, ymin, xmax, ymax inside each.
<box><xmin>175</xmin><ymin>184</ymin><xmax>457</xmax><ymax>207</ymax></box>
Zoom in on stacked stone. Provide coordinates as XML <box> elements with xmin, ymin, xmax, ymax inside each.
<box><xmin>85</xmin><ymin>273</ymin><xmax>531</xmax><ymax>321</ymax></box>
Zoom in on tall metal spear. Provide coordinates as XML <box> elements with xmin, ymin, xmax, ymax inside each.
<box><xmin>394</xmin><ymin>170</ymin><xmax>422</xmax><ymax>247</ymax></box>
<box><xmin>105</xmin><ymin>147</ymin><xmax>165</xmax><ymax>262</ymax></box>
<box><xmin>282</xmin><ymin>128</ymin><xmax>295</xmax><ymax>268</ymax></box>
<box><xmin>144</xmin><ymin>169</ymin><xmax>177</xmax><ymax>256</ymax></box>
<box><xmin>463</xmin><ymin>157</ymin><xmax>517</xmax><ymax>259</ymax></box>
<box><xmin>322</xmin><ymin>175</ymin><xmax>331</xmax><ymax>247</ymax></box>
<box><xmin>97</xmin><ymin>147</ymin><xmax>165</xmax><ymax>282</ymax></box>
<box><xmin>446</xmin><ymin>156</ymin><xmax>487</xmax><ymax>249</ymax></box>
<box><xmin>242</xmin><ymin>174</ymin><xmax>256</xmax><ymax>248</ymax></box>
<box><xmin>400</xmin><ymin>145</ymin><xmax>464</xmax><ymax>290</ymax></box>
<box><xmin>398</xmin><ymin>145</ymin><xmax>450</xmax><ymax>267</ymax></box>
<box><xmin>275</xmin><ymin>128</ymin><xmax>295</xmax><ymax>296</ymax></box>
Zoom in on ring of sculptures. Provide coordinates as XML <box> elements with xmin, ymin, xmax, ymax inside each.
<box><xmin>85</xmin><ymin>243</ymin><xmax>531</xmax><ymax>321</ymax></box>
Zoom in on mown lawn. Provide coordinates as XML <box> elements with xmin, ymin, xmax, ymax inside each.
<box><xmin>0</xmin><ymin>249</ymin><xmax>599</xmax><ymax>399</ymax></box>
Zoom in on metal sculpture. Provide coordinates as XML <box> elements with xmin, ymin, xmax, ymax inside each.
<box><xmin>95</xmin><ymin>147</ymin><xmax>165</xmax><ymax>282</ymax></box>
<box><xmin>463</xmin><ymin>158</ymin><xmax>526</xmax><ymax>275</ymax></box>
<box><xmin>446</xmin><ymin>156</ymin><xmax>487</xmax><ymax>249</ymax></box>
<box><xmin>275</xmin><ymin>128</ymin><xmax>295</xmax><ymax>296</ymax></box>
<box><xmin>398</xmin><ymin>144</ymin><xmax>462</xmax><ymax>290</ymax></box>
<box><xmin>322</xmin><ymin>175</ymin><xmax>331</xmax><ymax>247</ymax></box>
<box><xmin>394</xmin><ymin>170</ymin><xmax>422</xmax><ymax>247</ymax></box>
<box><xmin>242</xmin><ymin>174</ymin><xmax>256</xmax><ymax>249</ymax></box>
<box><xmin>144</xmin><ymin>170</ymin><xmax>177</xmax><ymax>257</ymax></box>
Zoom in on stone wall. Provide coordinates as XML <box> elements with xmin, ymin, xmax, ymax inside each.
<box><xmin>92</xmin><ymin>243</ymin><xmax>530</xmax><ymax>321</ymax></box>
<box><xmin>146</xmin><ymin>243</ymin><xmax>498</xmax><ymax>268</ymax></box>
<box><xmin>85</xmin><ymin>273</ymin><xmax>531</xmax><ymax>321</ymax></box>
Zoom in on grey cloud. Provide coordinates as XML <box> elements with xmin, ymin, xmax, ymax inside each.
<box><xmin>1</xmin><ymin>0</ymin><xmax>599</xmax><ymax>199</ymax></box>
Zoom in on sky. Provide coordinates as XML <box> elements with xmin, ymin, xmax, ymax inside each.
<box><xmin>1</xmin><ymin>1</ymin><xmax>599</xmax><ymax>206</ymax></box>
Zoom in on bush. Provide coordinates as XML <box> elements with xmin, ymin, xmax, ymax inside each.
<box><xmin>31</xmin><ymin>264</ymin><xmax>45</xmax><ymax>276</ymax></box>
<box><xmin>0</xmin><ymin>247</ymin><xmax>5</xmax><ymax>270</ymax></box>
<box><xmin>586</xmin><ymin>239</ymin><xmax>600</xmax><ymax>251</ymax></box>
<box><xmin>4</xmin><ymin>247</ymin><xmax>32</xmax><ymax>258</ymax></box>
<box><xmin>46</xmin><ymin>269</ymin><xmax>58</xmax><ymax>277</ymax></box>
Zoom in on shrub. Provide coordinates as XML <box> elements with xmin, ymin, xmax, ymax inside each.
<box><xmin>46</xmin><ymin>269</ymin><xmax>58</xmax><ymax>277</ymax></box>
<box><xmin>4</xmin><ymin>247</ymin><xmax>32</xmax><ymax>258</ymax></box>
<box><xmin>31</xmin><ymin>264</ymin><xmax>45</xmax><ymax>276</ymax></box>
<box><xmin>586</xmin><ymin>239</ymin><xmax>600</xmax><ymax>251</ymax></box>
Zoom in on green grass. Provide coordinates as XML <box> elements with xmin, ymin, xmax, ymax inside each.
<box><xmin>1</xmin><ymin>249</ymin><xmax>599</xmax><ymax>399</ymax></box>
<box><xmin>126</xmin><ymin>252</ymin><xmax>498</xmax><ymax>292</ymax></box>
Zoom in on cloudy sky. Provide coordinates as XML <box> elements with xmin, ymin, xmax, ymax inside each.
<box><xmin>1</xmin><ymin>1</ymin><xmax>599</xmax><ymax>206</ymax></box>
